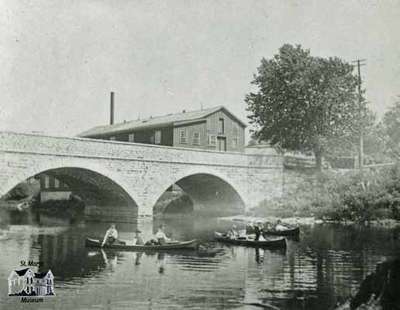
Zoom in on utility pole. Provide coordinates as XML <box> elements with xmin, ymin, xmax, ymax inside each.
<box><xmin>352</xmin><ymin>59</ymin><xmax>366</xmax><ymax>172</ymax></box>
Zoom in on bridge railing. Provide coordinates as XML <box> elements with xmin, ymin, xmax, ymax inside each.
<box><xmin>0</xmin><ymin>131</ymin><xmax>282</xmax><ymax>169</ymax></box>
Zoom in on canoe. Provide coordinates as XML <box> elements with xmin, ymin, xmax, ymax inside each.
<box><xmin>85</xmin><ymin>238</ymin><xmax>197</xmax><ymax>251</ymax></box>
<box><xmin>263</xmin><ymin>226</ymin><xmax>300</xmax><ymax>236</ymax></box>
<box><xmin>214</xmin><ymin>232</ymin><xmax>286</xmax><ymax>249</ymax></box>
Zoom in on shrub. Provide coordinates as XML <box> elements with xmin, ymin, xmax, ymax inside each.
<box><xmin>255</xmin><ymin>163</ymin><xmax>400</xmax><ymax>222</ymax></box>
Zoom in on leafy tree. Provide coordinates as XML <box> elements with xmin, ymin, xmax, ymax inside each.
<box><xmin>246</xmin><ymin>44</ymin><xmax>364</xmax><ymax>170</ymax></box>
<box><xmin>381</xmin><ymin>97</ymin><xmax>400</xmax><ymax>159</ymax></box>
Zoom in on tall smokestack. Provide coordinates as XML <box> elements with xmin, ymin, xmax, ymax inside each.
<box><xmin>110</xmin><ymin>92</ymin><xmax>114</xmax><ymax>125</ymax></box>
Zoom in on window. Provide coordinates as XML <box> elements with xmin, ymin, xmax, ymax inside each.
<box><xmin>232</xmin><ymin>124</ymin><xmax>239</xmax><ymax>148</ymax></box>
<box><xmin>54</xmin><ymin>178</ymin><xmax>60</xmax><ymax>189</ymax></box>
<box><xmin>179</xmin><ymin>130</ymin><xmax>187</xmax><ymax>144</ymax></box>
<box><xmin>109</xmin><ymin>136</ymin><xmax>116</xmax><ymax>141</ymax></box>
<box><xmin>208</xmin><ymin>134</ymin><xmax>217</xmax><ymax>146</ymax></box>
<box><xmin>232</xmin><ymin>137</ymin><xmax>238</xmax><ymax>148</ymax></box>
<box><xmin>193</xmin><ymin>132</ymin><xmax>200</xmax><ymax>145</ymax></box>
<box><xmin>155</xmin><ymin>130</ymin><xmax>162</xmax><ymax>144</ymax></box>
<box><xmin>128</xmin><ymin>133</ymin><xmax>135</xmax><ymax>142</ymax></box>
<box><xmin>218</xmin><ymin>118</ymin><xmax>224</xmax><ymax>134</ymax></box>
<box><xmin>44</xmin><ymin>175</ymin><xmax>50</xmax><ymax>189</ymax></box>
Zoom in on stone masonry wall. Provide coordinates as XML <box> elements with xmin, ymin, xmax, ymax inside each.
<box><xmin>0</xmin><ymin>132</ymin><xmax>283</xmax><ymax>217</ymax></box>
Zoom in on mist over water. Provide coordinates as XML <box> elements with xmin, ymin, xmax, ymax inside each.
<box><xmin>0</xmin><ymin>208</ymin><xmax>399</xmax><ymax>310</ymax></box>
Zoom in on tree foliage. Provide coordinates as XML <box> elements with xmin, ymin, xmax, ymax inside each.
<box><xmin>246</xmin><ymin>44</ymin><xmax>363</xmax><ymax>169</ymax></box>
<box><xmin>381</xmin><ymin>98</ymin><xmax>400</xmax><ymax>159</ymax></box>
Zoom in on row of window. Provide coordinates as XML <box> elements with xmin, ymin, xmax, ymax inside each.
<box><xmin>10</xmin><ymin>278</ymin><xmax>53</xmax><ymax>286</ymax></box>
<box><xmin>107</xmin><ymin>123</ymin><xmax>240</xmax><ymax>147</ymax></box>
<box><xmin>111</xmin><ymin>131</ymin><xmax>163</xmax><ymax>144</ymax></box>
<box><xmin>179</xmin><ymin>131</ymin><xmax>239</xmax><ymax>148</ymax></box>
<box><xmin>43</xmin><ymin>176</ymin><xmax>67</xmax><ymax>189</ymax></box>
<box><xmin>179</xmin><ymin>130</ymin><xmax>200</xmax><ymax>145</ymax></box>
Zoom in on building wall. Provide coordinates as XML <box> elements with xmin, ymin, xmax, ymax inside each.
<box><xmin>90</xmin><ymin>127</ymin><xmax>174</xmax><ymax>147</ymax></box>
<box><xmin>39</xmin><ymin>175</ymin><xmax>69</xmax><ymax>192</ymax></box>
<box><xmin>172</xmin><ymin>110</ymin><xmax>245</xmax><ymax>152</ymax></box>
<box><xmin>205</xmin><ymin>110</ymin><xmax>245</xmax><ymax>152</ymax></box>
<box><xmin>172</xmin><ymin>121</ymin><xmax>207</xmax><ymax>149</ymax></box>
<box><xmin>40</xmin><ymin>191</ymin><xmax>71</xmax><ymax>202</ymax></box>
<box><xmin>85</xmin><ymin>110</ymin><xmax>245</xmax><ymax>152</ymax></box>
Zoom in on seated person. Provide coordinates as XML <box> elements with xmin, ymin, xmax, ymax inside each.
<box><xmin>155</xmin><ymin>225</ymin><xmax>170</xmax><ymax>245</ymax></box>
<box><xmin>145</xmin><ymin>238</ymin><xmax>159</xmax><ymax>246</ymax></box>
<box><xmin>226</xmin><ymin>225</ymin><xmax>239</xmax><ymax>239</ymax></box>
<box><xmin>275</xmin><ymin>220</ymin><xmax>288</xmax><ymax>231</ymax></box>
<box><xmin>134</xmin><ymin>229</ymin><xmax>144</xmax><ymax>245</ymax></box>
<box><xmin>246</xmin><ymin>223</ymin><xmax>255</xmax><ymax>235</ymax></box>
<box><xmin>264</xmin><ymin>222</ymin><xmax>272</xmax><ymax>231</ymax></box>
<box><xmin>102</xmin><ymin>224</ymin><xmax>118</xmax><ymax>247</ymax></box>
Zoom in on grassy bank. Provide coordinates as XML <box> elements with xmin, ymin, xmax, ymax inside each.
<box><xmin>253</xmin><ymin>164</ymin><xmax>400</xmax><ymax>223</ymax></box>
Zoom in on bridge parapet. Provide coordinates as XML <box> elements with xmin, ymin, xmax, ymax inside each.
<box><xmin>0</xmin><ymin>131</ymin><xmax>282</xmax><ymax>169</ymax></box>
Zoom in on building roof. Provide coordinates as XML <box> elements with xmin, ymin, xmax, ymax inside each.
<box><xmin>34</xmin><ymin>272</ymin><xmax>48</xmax><ymax>279</ymax></box>
<box><xmin>15</xmin><ymin>268</ymin><xmax>30</xmax><ymax>276</ymax></box>
<box><xmin>78</xmin><ymin>106</ymin><xmax>246</xmax><ymax>138</ymax></box>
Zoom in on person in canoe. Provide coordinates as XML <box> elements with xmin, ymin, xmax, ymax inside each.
<box><xmin>134</xmin><ymin>229</ymin><xmax>144</xmax><ymax>245</ymax></box>
<box><xmin>155</xmin><ymin>225</ymin><xmax>170</xmax><ymax>245</ymax></box>
<box><xmin>227</xmin><ymin>225</ymin><xmax>239</xmax><ymax>239</ymax></box>
<box><xmin>274</xmin><ymin>220</ymin><xmax>288</xmax><ymax>231</ymax></box>
<box><xmin>101</xmin><ymin>223</ymin><xmax>118</xmax><ymax>247</ymax></box>
<box><xmin>254</xmin><ymin>223</ymin><xmax>262</xmax><ymax>241</ymax></box>
<box><xmin>245</xmin><ymin>222</ymin><xmax>255</xmax><ymax>235</ymax></box>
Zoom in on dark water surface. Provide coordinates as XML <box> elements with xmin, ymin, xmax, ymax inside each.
<box><xmin>0</xmin><ymin>211</ymin><xmax>399</xmax><ymax>310</ymax></box>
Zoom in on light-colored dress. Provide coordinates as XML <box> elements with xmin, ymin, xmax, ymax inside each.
<box><xmin>102</xmin><ymin>228</ymin><xmax>118</xmax><ymax>245</ymax></box>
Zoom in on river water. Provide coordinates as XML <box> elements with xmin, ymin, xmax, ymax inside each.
<box><xmin>0</xmin><ymin>210</ymin><xmax>399</xmax><ymax>310</ymax></box>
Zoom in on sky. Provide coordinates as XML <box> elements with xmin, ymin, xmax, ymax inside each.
<box><xmin>0</xmin><ymin>0</ymin><xmax>399</xmax><ymax>138</ymax></box>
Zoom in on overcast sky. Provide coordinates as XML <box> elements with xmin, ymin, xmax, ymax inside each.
<box><xmin>1</xmin><ymin>0</ymin><xmax>399</xmax><ymax>138</ymax></box>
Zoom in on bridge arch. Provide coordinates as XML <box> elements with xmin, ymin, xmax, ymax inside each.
<box><xmin>1</xmin><ymin>161</ymin><xmax>139</xmax><ymax>214</ymax></box>
<box><xmin>150</xmin><ymin>168</ymin><xmax>247</xmax><ymax>217</ymax></box>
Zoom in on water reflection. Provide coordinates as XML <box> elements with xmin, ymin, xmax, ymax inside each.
<box><xmin>0</xmin><ymin>211</ymin><xmax>398</xmax><ymax>310</ymax></box>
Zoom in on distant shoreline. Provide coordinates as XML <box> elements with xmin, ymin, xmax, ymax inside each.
<box><xmin>218</xmin><ymin>215</ymin><xmax>400</xmax><ymax>228</ymax></box>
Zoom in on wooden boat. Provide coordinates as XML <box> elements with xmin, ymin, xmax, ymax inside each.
<box><xmin>214</xmin><ymin>232</ymin><xmax>286</xmax><ymax>249</ymax></box>
<box><xmin>85</xmin><ymin>238</ymin><xmax>197</xmax><ymax>251</ymax></box>
<box><xmin>263</xmin><ymin>226</ymin><xmax>300</xmax><ymax>237</ymax></box>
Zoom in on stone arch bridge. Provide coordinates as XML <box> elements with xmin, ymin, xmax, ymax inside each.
<box><xmin>0</xmin><ymin>132</ymin><xmax>283</xmax><ymax>218</ymax></box>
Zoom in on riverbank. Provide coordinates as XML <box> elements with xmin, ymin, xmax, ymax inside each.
<box><xmin>254</xmin><ymin>164</ymin><xmax>400</xmax><ymax>224</ymax></box>
<box><xmin>218</xmin><ymin>215</ymin><xmax>400</xmax><ymax>229</ymax></box>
